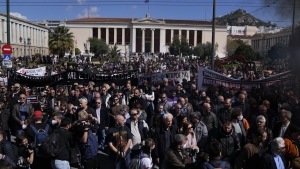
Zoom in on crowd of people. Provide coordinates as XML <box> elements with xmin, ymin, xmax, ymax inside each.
<box><xmin>0</xmin><ymin>72</ymin><xmax>298</xmax><ymax>169</ymax></box>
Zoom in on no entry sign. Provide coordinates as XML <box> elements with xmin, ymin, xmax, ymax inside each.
<box><xmin>2</xmin><ymin>44</ymin><xmax>12</xmax><ymax>54</ymax></box>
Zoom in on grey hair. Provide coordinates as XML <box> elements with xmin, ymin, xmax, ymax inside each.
<box><xmin>283</xmin><ymin>110</ymin><xmax>292</xmax><ymax>121</ymax></box>
<box><xmin>256</xmin><ymin>115</ymin><xmax>266</xmax><ymax>123</ymax></box>
<box><xmin>271</xmin><ymin>137</ymin><xmax>285</xmax><ymax>150</ymax></box>
<box><xmin>174</xmin><ymin>134</ymin><xmax>187</xmax><ymax>145</ymax></box>
<box><xmin>163</xmin><ymin>113</ymin><xmax>173</xmax><ymax>120</ymax></box>
<box><xmin>217</xmin><ymin>95</ymin><xmax>224</xmax><ymax>101</ymax></box>
<box><xmin>79</xmin><ymin>97</ymin><xmax>88</xmax><ymax>104</ymax></box>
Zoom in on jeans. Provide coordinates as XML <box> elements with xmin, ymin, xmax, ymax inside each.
<box><xmin>51</xmin><ymin>159</ymin><xmax>70</xmax><ymax>169</ymax></box>
<box><xmin>115</xmin><ymin>150</ymin><xmax>130</xmax><ymax>169</ymax></box>
<box><xmin>98</xmin><ymin>128</ymin><xmax>106</xmax><ymax>150</ymax></box>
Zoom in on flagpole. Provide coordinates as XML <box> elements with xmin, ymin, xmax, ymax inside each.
<box><xmin>148</xmin><ymin>1</ymin><xmax>149</xmax><ymax>14</ymax></box>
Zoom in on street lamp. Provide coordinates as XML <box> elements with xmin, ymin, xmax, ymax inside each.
<box><xmin>19</xmin><ymin>37</ymin><xmax>31</xmax><ymax>66</ymax></box>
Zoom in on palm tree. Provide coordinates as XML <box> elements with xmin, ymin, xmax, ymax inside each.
<box><xmin>49</xmin><ymin>26</ymin><xmax>74</xmax><ymax>58</ymax></box>
<box><xmin>108</xmin><ymin>44</ymin><xmax>121</xmax><ymax>58</ymax></box>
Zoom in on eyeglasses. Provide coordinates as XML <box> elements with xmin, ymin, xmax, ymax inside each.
<box><xmin>20</xmin><ymin>97</ymin><xmax>26</xmax><ymax>99</ymax></box>
<box><xmin>96</xmin><ymin>102</ymin><xmax>101</xmax><ymax>104</ymax></box>
<box><xmin>131</xmin><ymin>113</ymin><xmax>138</xmax><ymax>116</ymax></box>
<box><xmin>177</xmin><ymin>107</ymin><xmax>182</xmax><ymax>109</ymax></box>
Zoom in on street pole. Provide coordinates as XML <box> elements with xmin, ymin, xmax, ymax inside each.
<box><xmin>211</xmin><ymin>0</ymin><xmax>216</xmax><ymax>70</ymax></box>
<box><xmin>292</xmin><ymin>0</ymin><xmax>296</xmax><ymax>38</ymax></box>
<box><xmin>6</xmin><ymin>0</ymin><xmax>10</xmax><ymax>45</ymax></box>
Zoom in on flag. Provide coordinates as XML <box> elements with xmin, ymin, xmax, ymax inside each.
<box><xmin>145</xmin><ymin>0</ymin><xmax>149</xmax><ymax>3</ymax></box>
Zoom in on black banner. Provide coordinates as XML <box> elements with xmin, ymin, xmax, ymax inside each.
<box><xmin>8</xmin><ymin>69</ymin><xmax>139</xmax><ymax>89</ymax></box>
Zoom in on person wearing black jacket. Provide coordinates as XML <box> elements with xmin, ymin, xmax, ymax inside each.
<box><xmin>128</xmin><ymin>89</ymin><xmax>147</xmax><ymax>109</ymax></box>
<box><xmin>200</xmin><ymin>140</ymin><xmax>231</xmax><ymax>169</ymax></box>
<box><xmin>0</xmin><ymin>102</ymin><xmax>10</xmax><ymax>141</ymax></box>
<box><xmin>152</xmin><ymin>113</ymin><xmax>178</xmax><ymax>169</ymax></box>
<box><xmin>125</xmin><ymin>108</ymin><xmax>149</xmax><ymax>158</ymax></box>
<box><xmin>214</xmin><ymin>121</ymin><xmax>241</xmax><ymax>163</ymax></box>
<box><xmin>51</xmin><ymin>118</ymin><xmax>74</xmax><ymax>169</ymax></box>
<box><xmin>0</xmin><ymin>130</ymin><xmax>17</xmax><ymax>168</ymax></box>
<box><xmin>94</xmin><ymin>99</ymin><xmax>110</xmax><ymax>151</ymax></box>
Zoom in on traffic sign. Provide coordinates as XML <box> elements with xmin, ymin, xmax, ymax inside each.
<box><xmin>3</xmin><ymin>54</ymin><xmax>11</xmax><ymax>61</ymax></box>
<box><xmin>2</xmin><ymin>44</ymin><xmax>12</xmax><ymax>54</ymax></box>
<box><xmin>2</xmin><ymin>60</ymin><xmax>12</xmax><ymax>68</ymax></box>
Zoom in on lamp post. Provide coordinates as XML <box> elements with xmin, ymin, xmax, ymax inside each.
<box><xmin>19</xmin><ymin>37</ymin><xmax>31</xmax><ymax>66</ymax></box>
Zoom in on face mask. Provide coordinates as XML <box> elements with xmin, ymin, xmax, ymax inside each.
<box><xmin>52</xmin><ymin>120</ymin><xmax>58</xmax><ymax>125</ymax></box>
<box><xmin>181</xmin><ymin>143</ymin><xmax>187</xmax><ymax>150</ymax></box>
<box><xmin>238</xmin><ymin>116</ymin><xmax>243</xmax><ymax>121</ymax></box>
<box><xmin>22</xmin><ymin>124</ymin><xmax>27</xmax><ymax>129</ymax></box>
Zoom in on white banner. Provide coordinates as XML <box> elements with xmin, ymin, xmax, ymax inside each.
<box><xmin>139</xmin><ymin>70</ymin><xmax>190</xmax><ymax>85</ymax></box>
<box><xmin>17</xmin><ymin>66</ymin><xmax>46</xmax><ymax>76</ymax></box>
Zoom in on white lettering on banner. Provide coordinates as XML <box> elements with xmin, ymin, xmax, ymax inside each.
<box><xmin>138</xmin><ymin>71</ymin><xmax>190</xmax><ymax>85</ymax></box>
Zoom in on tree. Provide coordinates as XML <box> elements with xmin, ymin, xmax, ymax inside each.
<box><xmin>88</xmin><ymin>37</ymin><xmax>108</xmax><ymax>57</ymax></box>
<box><xmin>268</xmin><ymin>42</ymin><xmax>288</xmax><ymax>60</ymax></box>
<box><xmin>192</xmin><ymin>42</ymin><xmax>218</xmax><ymax>60</ymax></box>
<box><xmin>108</xmin><ymin>44</ymin><xmax>121</xmax><ymax>58</ymax></box>
<box><xmin>49</xmin><ymin>26</ymin><xmax>74</xmax><ymax>58</ymax></box>
<box><xmin>234</xmin><ymin>44</ymin><xmax>257</xmax><ymax>61</ymax></box>
<box><xmin>226</xmin><ymin>39</ymin><xmax>240</xmax><ymax>56</ymax></box>
<box><xmin>75</xmin><ymin>48</ymin><xmax>81</xmax><ymax>55</ymax></box>
<box><xmin>168</xmin><ymin>36</ymin><xmax>191</xmax><ymax>56</ymax></box>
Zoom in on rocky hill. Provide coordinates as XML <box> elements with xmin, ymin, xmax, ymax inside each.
<box><xmin>216</xmin><ymin>8</ymin><xmax>276</xmax><ymax>27</ymax></box>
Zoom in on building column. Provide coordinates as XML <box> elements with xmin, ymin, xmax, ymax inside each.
<box><xmin>122</xmin><ymin>28</ymin><xmax>125</xmax><ymax>45</ymax></box>
<box><xmin>142</xmin><ymin>28</ymin><xmax>145</xmax><ymax>53</ymax></box>
<box><xmin>170</xmin><ymin>29</ymin><xmax>174</xmax><ymax>41</ymax></box>
<box><xmin>131</xmin><ymin>28</ymin><xmax>136</xmax><ymax>52</ymax></box>
<box><xmin>160</xmin><ymin>29</ymin><xmax>166</xmax><ymax>53</ymax></box>
<box><xmin>194</xmin><ymin>30</ymin><xmax>197</xmax><ymax>46</ymax></box>
<box><xmin>106</xmin><ymin>28</ymin><xmax>109</xmax><ymax>44</ymax></box>
<box><xmin>186</xmin><ymin>30</ymin><xmax>190</xmax><ymax>44</ymax></box>
<box><xmin>98</xmin><ymin>28</ymin><xmax>101</xmax><ymax>39</ymax></box>
<box><xmin>114</xmin><ymin>28</ymin><xmax>117</xmax><ymax>44</ymax></box>
<box><xmin>151</xmin><ymin>28</ymin><xmax>155</xmax><ymax>53</ymax></box>
<box><xmin>179</xmin><ymin>29</ymin><xmax>181</xmax><ymax>38</ymax></box>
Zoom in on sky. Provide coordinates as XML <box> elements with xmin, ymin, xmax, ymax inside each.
<box><xmin>0</xmin><ymin>0</ymin><xmax>297</xmax><ymax>27</ymax></box>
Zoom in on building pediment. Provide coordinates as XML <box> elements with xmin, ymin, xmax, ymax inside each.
<box><xmin>132</xmin><ymin>14</ymin><xmax>165</xmax><ymax>25</ymax></box>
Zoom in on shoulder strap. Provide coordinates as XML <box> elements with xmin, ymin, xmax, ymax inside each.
<box><xmin>44</xmin><ymin>124</ymin><xmax>49</xmax><ymax>133</ymax></box>
<box><xmin>219</xmin><ymin>161</ymin><xmax>227</xmax><ymax>169</ymax></box>
<box><xmin>30</xmin><ymin>125</ymin><xmax>38</xmax><ymax>134</ymax></box>
<box><xmin>203</xmin><ymin>162</ymin><xmax>214</xmax><ymax>169</ymax></box>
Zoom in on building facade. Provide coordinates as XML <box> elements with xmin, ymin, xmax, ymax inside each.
<box><xmin>64</xmin><ymin>14</ymin><xmax>227</xmax><ymax>57</ymax></box>
<box><xmin>227</xmin><ymin>25</ymin><xmax>258</xmax><ymax>36</ymax></box>
<box><xmin>251</xmin><ymin>28</ymin><xmax>291</xmax><ymax>53</ymax></box>
<box><xmin>36</xmin><ymin>20</ymin><xmax>65</xmax><ymax>30</ymax></box>
<box><xmin>0</xmin><ymin>12</ymin><xmax>49</xmax><ymax>57</ymax></box>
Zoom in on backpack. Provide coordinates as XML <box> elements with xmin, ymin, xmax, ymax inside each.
<box><xmin>203</xmin><ymin>161</ymin><xmax>227</xmax><ymax>169</ymax></box>
<box><xmin>41</xmin><ymin>130</ymin><xmax>64</xmax><ymax>157</ymax></box>
<box><xmin>30</xmin><ymin>124</ymin><xmax>49</xmax><ymax>156</ymax></box>
<box><xmin>128</xmin><ymin>154</ymin><xmax>151</xmax><ymax>169</ymax></box>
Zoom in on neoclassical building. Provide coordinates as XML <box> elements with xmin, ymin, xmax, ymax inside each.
<box><xmin>64</xmin><ymin>14</ymin><xmax>227</xmax><ymax>57</ymax></box>
<box><xmin>0</xmin><ymin>12</ymin><xmax>49</xmax><ymax>57</ymax></box>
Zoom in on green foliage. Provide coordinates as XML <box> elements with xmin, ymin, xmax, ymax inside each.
<box><xmin>168</xmin><ymin>36</ymin><xmax>191</xmax><ymax>56</ymax></box>
<box><xmin>108</xmin><ymin>44</ymin><xmax>121</xmax><ymax>58</ymax></box>
<box><xmin>75</xmin><ymin>48</ymin><xmax>81</xmax><ymax>55</ymax></box>
<box><xmin>88</xmin><ymin>37</ymin><xmax>109</xmax><ymax>57</ymax></box>
<box><xmin>234</xmin><ymin>44</ymin><xmax>257</xmax><ymax>61</ymax></box>
<box><xmin>67</xmin><ymin>62</ymin><xmax>78</xmax><ymax>67</ymax></box>
<box><xmin>35</xmin><ymin>53</ymin><xmax>42</xmax><ymax>57</ymax></box>
<box><xmin>268</xmin><ymin>43</ymin><xmax>288</xmax><ymax>60</ymax></box>
<box><xmin>193</xmin><ymin>42</ymin><xmax>218</xmax><ymax>60</ymax></box>
<box><xmin>49</xmin><ymin>26</ymin><xmax>74</xmax><ymax>58</ymax></box>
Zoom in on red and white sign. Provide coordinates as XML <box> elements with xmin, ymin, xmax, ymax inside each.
<box><xmin>2</xmin><ymin>44</ymin><xmax>12</xmax><ymax>54</ymax></box>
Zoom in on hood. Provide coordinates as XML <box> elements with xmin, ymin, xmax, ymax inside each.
<box><xmin>219</xmin><ymin>128</ymin><xmax>233</xmax><ymax>137</ymax></box>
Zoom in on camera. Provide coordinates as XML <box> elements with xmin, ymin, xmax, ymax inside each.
<box><xmin>189</xmin><ymin>148</ymin><xmax>198</xmax><ymax>157</ymax></box>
